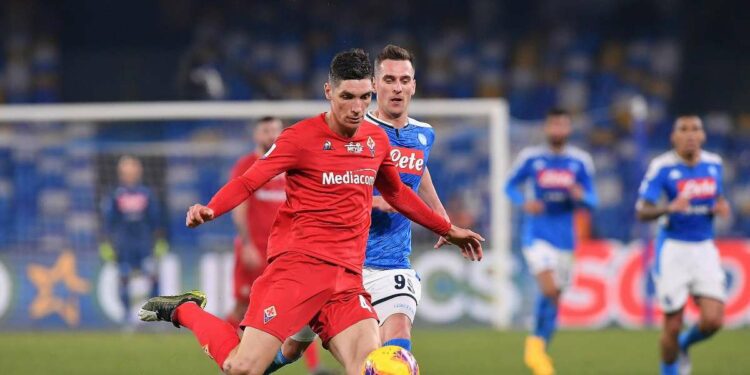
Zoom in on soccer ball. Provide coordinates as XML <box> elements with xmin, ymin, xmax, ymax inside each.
<box><xmin>361</xmin><ymin>345</ymin><xmax>420</xmax><ymax>375</ymax></box>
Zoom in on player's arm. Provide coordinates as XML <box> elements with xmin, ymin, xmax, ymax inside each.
<box><xmin>713</xmin><ymin>161</ymin><xmax>731</xmax><ymax>218</ymax></box>
<box><xmin>231</xmin><ymin>201</ymin><xmax>263</xmax><ymax>268</ymax></box>
<box><xmin>504</xmin><ymin>150</ymin><xmax>543</xmax><ymax>214</ymax></box>
<box><xmin>571</xmin><ymin>156</ymin><xmax>598</xmax><ymax>209</ymax></box>
<box><xmin>375</xmin><ymin>157</ymin><xmax>484</xmax><ymax>261</ymax></box>
<box><xmin>187</xmin><ymin>129</ymin><xmax>300</xmax><ymax>227</ymax></box>
<box><xmin>147</xmin><ymin>190</ymin><xmax>169</xmax><ymax>256</ymax></box>
<box><xmin>635</xmin><ymin>162</ymin><xmax>687</xmax><ymax>221</ymax></box>
<box><xmin>418</xmin><ymin>167</ymin><xmax>449</xmax><ymax>219</ymax></box>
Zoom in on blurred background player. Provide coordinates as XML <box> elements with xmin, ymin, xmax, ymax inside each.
<box><xmin>636</xmin><ymin>115</ymin><xmax>729</xmax><ymax>375</ymax></box>
<box><xmin>504</xmin><ymin>109</ymin><xmax>597</xmax><ymax>375</ymax></box>
<box><xmin>225</xmin><ymin>116</ymin><xmax>325</xmax><ymax>374</ymax></box>
<box><xmin>100</xmin><ymin>155</ymin><xmax>167</xmax><ymax>325</ymax></box>
<box><xmin>265</xmin><ymin>44</ymin><xmax>450</xmax><ymax>373</ymax></box>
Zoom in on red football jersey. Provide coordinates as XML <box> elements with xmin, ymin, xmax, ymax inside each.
<box><xmin>208</xmin><ymin>113</ymin><xmax>450</xmax><ymax>273</ymax></box>
<box><xmin>229</xmin><ymin>152</ymin><xmax>286</xmax><ymax>253</ymax></box>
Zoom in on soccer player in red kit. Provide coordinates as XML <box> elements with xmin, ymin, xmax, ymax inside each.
<box><xmin>139</xmin><ymin>49</ymin><xmax>484</xmax><ymax>375</ymax></box>
<box><xmin>227</xmin><ymin>116</ymin><xmax>285</xmax><ymax>329</ymax></box>
<box><xmin>227</xmin><ymin>116</ymin><xmax>325</xmax><ymax>374</ymax></box>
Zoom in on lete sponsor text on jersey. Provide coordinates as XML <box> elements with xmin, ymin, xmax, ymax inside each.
<box><xmin>677</xmin><ymin>177</ymin><xmax>717</xmax><ymax>199</ymax></box>
<box><xmin>536</xmin><ymin>169</ymin><xmax>575</xmax><ymax>188</ymax></box>
<box><xmin>390</xmin><ymin>147</ymin><xmax>425</xmax><ymax>175</ymax></box>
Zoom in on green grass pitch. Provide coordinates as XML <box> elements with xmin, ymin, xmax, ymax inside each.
<box><xmin>1</xmin><ymin>329</ymin><xmax>748</xmax><ymax>374</ymax></box>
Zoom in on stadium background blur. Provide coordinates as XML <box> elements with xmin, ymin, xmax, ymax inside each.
<box><xmin>1</xmin><ymin>0</ymin><xmax>750</xmax><ymax>373</ymax></box>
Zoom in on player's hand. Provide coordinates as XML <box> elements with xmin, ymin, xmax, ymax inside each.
<box><xmin>713</xmin><ymin>198</ymin><xmax>731</xmax><ymax>219</ymax></box>
<box><xmin>434</xmin><ymin>211</ymin><xmax>452</xmax><ymax>249</ymax></box>
<box><xmin>372</xmin><ymin>196</ymin><xmax>397</xmax><ymax>213</ymax></box>
<box><xmin>443</xmin><ymin>225</ymin><xmax>484</xmax><ymax>261</ymax></box>
<box><xmin>569</xmin><ymin>184</ymin><xmax>585</xmax><ymax>201</ymax></box>
<box><xmin>667</xmin><ymin>195</ymin><xmax>691</xmax><ymax>214</ymax></box>
<box><xmin>523</xmin><ymin>200</ymin><xmax>544</xmax><ymax>215</ymax></box>
<box><xmin>240</xmin><ymin>242</ymin><xmax>263</xmax><ymax>270</ymax></box>
<box><xmin>186</xmin><ymin>204</ymin><xmax>215</xmax><ymax>228</ymax></box>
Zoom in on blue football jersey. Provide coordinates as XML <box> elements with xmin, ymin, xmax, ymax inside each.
<box><xmin>365</xmin><ymin>112</ymin><xmax>435</xmax><ymax>269</ymax></box>
<box><xmin>101</xmin><ymin>184</ymin><xmax>160</xmax><ymax>251</ymax></box>
<box><xmin>638</xmin><ymin>150</ymin><xmax>724</xmax><ymax>242</ymax></box>
<box><xmin>504</xmin><ymin>145</ymin><xmax>597</xmax><ymax>250</ymax></box>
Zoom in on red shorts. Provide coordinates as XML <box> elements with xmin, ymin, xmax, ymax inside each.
<box><xmin>233</xmin><ymin>238</ymin><xmax>267</xmax><ymax>303</ymax></box>
<box><xmin>241</xmin><ymin>251</ymin><xmax>377</xmax><ymax>347</ymax></box>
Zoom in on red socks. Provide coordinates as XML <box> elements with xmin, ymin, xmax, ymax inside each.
<box><xmin>174</xmin><ymin>302</ymin><xmax>240</xmax><ymax>369</ymax></box>
<box><xmin>303</xmin><ymin>343</ymin><xmax>321</xmax><ymax>370</ymax></box>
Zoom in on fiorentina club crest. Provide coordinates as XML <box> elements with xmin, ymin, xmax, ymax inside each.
<box><xmin>323</xmin><ymin>140</ymin><xmax>333</xmax><ymax>151</ymax></box>
<box><xmin>345</xmin><ymin>141</ymin><xmax>364</xmax><ymax>154</ymax></box>
<box><xmin>263</xmin><ymin>306</ymin><xmax>277</xmax><ymax>324</ymax></box>
<box><xmin>366</xmin><ymin>136</ymin><xmax>376</xmax><ymax>157</ymax></box>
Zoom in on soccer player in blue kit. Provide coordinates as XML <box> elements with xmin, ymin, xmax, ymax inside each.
<box><xmin>100</xmin><ymin>155</ymin><xmax>165</xmax><ymax>322</ymax></box>
<box><xmin>263</xmin><ymin>44</ymin><xmax>453</xmax><ymax>374</ymax></box>
<box><xmin>505</xmin><ymin>109</ymin><xmax>597</xmax><ymax>375</ymax></box>
<box><xmin>636</xmin><ymin>115</ymin><xmax>729</xmax><ymax>375</ymax></box>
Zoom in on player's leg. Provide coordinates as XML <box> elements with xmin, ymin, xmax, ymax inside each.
<box><xmin>117</xmin><ymin>259</ymin><xmax>132</xmax><ymax>319</ymax></box>
<box><xmin>228</xmin><ymin>249</ymin><xmax>253</xmax><ymax>330</ymax></box>
<box><xmin>654</xmin><ymin>239</ymin><xmax>691</xmax><ymax>375</ymax></box>
<box><xmin>139</xmin><ymin>291</ymin><xmax>241</xmax><ymax>368</ymax></box>
<box><xmin>679</xmin><ymin>241</ymin><xmax>726</xmax><ymax>357</ymax></box>
<box><xmin>326</xmin><ymin>319</ymin><xmax>380</xmax><ymax>375</ymax></box>
<box><xmin>316</xmin><ymin>269</ymin><xmax>380</xmax><ymax>375</ymax></box>
<box><xmin>522</xmin><ymin>241</ymin><xmax>562</xmax><ymax>375</ymax></box>
<box><xmin>366</xmin><ymin>268</ymin><xmax>421</xmax><ymax>350</ymax></box>
<box><xmin>222</xmin><ymin>327</ymin><xmax>282</xmax><ymax>375</ymax></box>
<box><xmin>264</xmin><ymin>327</ymin><xmax>316</xmax><ymax>373</ymax></box>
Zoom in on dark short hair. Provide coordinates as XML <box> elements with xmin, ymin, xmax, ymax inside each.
<box><xmin>673</xmin><ymin>114</ymin><xmax>702</xmax><ymax>129</ymax></box>
<box><xmin>546</xmin><ymin>108</ymin><xmax>570</xmax><ymax>118</ymax></box>
<box><xmin>374</xmin><ymin>44</ymin><xmax>414</xmax><ymax>74</ymax></box>
<box><xmin>257</xmin><ymin>115</ymin><xmax>280</xmax><ymax>124</ymax></box>
<box><xmin>329</xmin><ymin>49</ymin><xmax>372</xmax><ymax>86</ymax></box>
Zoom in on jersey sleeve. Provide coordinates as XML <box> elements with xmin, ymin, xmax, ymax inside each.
<box><xmin>638</xmin><ymin>160</ymin><xmax>664</xmax><ymax>204</ymax></box>
<box><xmin>207</xmin><ymin>128</ymin><xmax>300</xmax><ymax>218</ymax></box>
<box><xmin>576</xmin><ymin>153</ymin><xmax>598</xmax><ymax>209</ymax></box>
<box><xmin>716</xmin><ymin>160</ymin><xmax>725</xmax><ymax>197</ymax></box>
<box><xmin>375</xmin><ymin>142</ymin><xmax>451</xmax><ymax>236</ymax></box>
<box><xmin>504</xmin><ymin>149</ymin><xmax>532</xmax><ymax>206</ymax></box>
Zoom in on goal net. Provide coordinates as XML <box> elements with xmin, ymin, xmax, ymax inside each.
<box><xmin>0</xmin><ymin>99</ymin><xmax>512</xmax><ymax>329</ymax></box>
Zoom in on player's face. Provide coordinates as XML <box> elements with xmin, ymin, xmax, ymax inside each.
<box><xmin>544</xmin><ymin>115</ymin><xmax>572</xmax><ymax>147</ymax></box>
<box><xmin>253</xmin><ymin>119</ymin><xmax>282</xmax><ymax>152</ymax></box>
<box><xmin>325</xmin><ymin>78</ymin><xmax>373</xmax><ymax>132</ymax></box>
<box><xmin>672</xmin><ymin>116</ymin><xmax>705</xmax><ymax>157</ymax></box>
<box><xmin>118</xmin><ymin>158</ymin><xmax>142</xmax><ymax>186</ymax></box>
<box><xmin>374</xmin><ymin>59</ymin><xmax>416</xmax><ymax>119</ymax></box>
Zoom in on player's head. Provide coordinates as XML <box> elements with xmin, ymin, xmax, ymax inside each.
<box><xmin>324</xmin><ymin>48</ymin><xmax>373</xmax><ymax>131</ymax></box>
<box><xmin>253</xmin><ymin>116</ymin><xmax>283</xmax><ymax>153</ymax></box>
<box><xmin>543</xmin><ymin>108</ymin><xmax>572</xmax><ymax>148</ymax></box>
<box><xmin>373</xmin><ymin>44</ymin><xmax>416</xmax><ymax>119</ymax></box>
<box><xmin>117</xmin><ymin>155</ymin><xmax>142</xmax><ymax>186</ymax></box>
<box><xmin>671</xmin><ymin>115</ymin><xmax>705</xmax><ymax>158</ymax></box>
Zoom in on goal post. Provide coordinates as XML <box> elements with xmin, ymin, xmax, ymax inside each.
<box><xmin>0</xmin><ymin>99</ymin><xmax>512</xmax><ymax>329</ymax></box>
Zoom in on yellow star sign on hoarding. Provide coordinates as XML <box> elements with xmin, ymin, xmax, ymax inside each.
<box><xmin>27</xmin><ymin>250</ymin><xmax>91</xmax><ymax>326</ymax></box>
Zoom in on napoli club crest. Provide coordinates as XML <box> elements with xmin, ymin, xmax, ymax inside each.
<box><xmin>367</xmin><ymin>136</ymin><xmax>376</xmax><ymax>157</ymax></box>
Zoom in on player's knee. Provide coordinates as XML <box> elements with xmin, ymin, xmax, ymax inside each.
<box><xmin>701</xmin><ymin>315</ymin><xmax>723</xmax><ymax>333</ymax></box>
<box><xmin>382</xmin><ymin>314</ymin><xmax>412</xmax><ymax>342</ymax></box>
<box><xmin>223</xmin><ymin>358</ymin><xmax>264</xmax><ymax>375</ymax></box>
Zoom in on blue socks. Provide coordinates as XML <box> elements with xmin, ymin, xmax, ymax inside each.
<box><xmin>660</xmin><ymin>361</ymin><xmax>678</xmax><ymax>375</ymax></box>
<box><xmin>679</xmin><ymin>325</ymin><xmax>713</xmax><ymax>352</ymax></box>
<box><xmin>384</xmin><ymin>338</ymin><xmax>412</xmax><ymax>351</ymax></box>
<box><xmin>533</xmin><ymin>295</ymin><xmax>559</xmax><ymax>344</ymax></box>
<box><xmin>264</xmin><ymin>349</ymin><xmax>297</xmax><ymax>374</ymax></box>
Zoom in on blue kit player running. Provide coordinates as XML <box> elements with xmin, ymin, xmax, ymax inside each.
<box><xmin>264</xmin><ymin>45</ymin><xmax>453</xmax><ymax>374</ymax></box>
<box><xmin>505</xmin><ymin>108</ymin><xmax>597</xmax><ymax>375</ymax></box>
<box><xmin>636</xmin><ymin>115</ymin><xmax>729</xmax><ymax>375</ymax></box>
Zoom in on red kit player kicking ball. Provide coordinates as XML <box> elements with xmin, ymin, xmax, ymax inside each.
<box><xmin>226</xmin><ymin>116</ymin><xmax>325</xmax><ymax>374</ymax></box>
<box><xmin>138</xmin><ymin>49</ymin><xmax>484</xmax><ymax>375</ymax></box>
